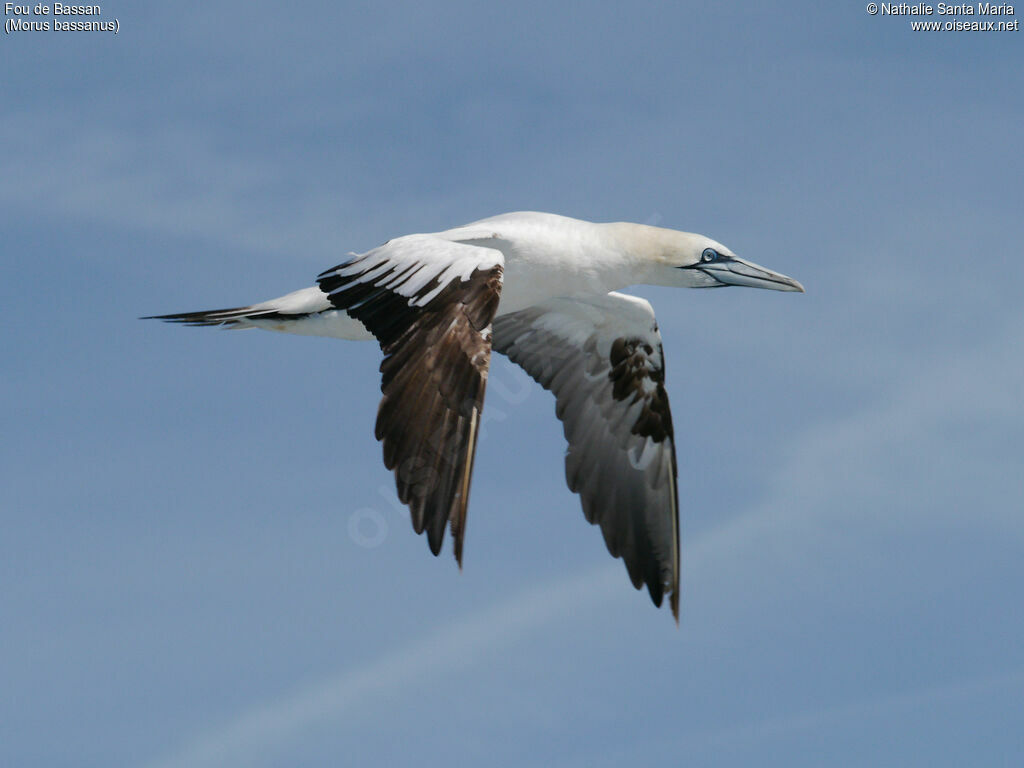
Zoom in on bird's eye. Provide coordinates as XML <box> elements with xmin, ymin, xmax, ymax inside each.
<box><xmin>701</xmin><ymin>248</ymin><xmax>716</xmax><ymax>262</ymax></box>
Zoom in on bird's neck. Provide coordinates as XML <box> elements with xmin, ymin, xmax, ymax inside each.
<box><xmin>596</xmin><ymin>222</ymin><xmax>686</xmax><ymax>285</ymax></box>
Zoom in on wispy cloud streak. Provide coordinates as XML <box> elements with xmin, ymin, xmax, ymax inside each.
<box><xmin>141</xmin><ymin>563</ymin><xmax>624</xmax><ymax>768</ymax></box>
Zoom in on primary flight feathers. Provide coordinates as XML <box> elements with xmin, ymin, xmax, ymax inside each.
<box><xmin>147</xmin><ymin>211</ymin><xmax>804</xmax><ymax>620</ymax></box>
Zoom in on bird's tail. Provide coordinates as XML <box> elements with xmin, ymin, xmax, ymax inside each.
<box><xmin>143</xmin><ymin>286</ymin><xmax>333</xmax><ymax>328</ymax></box>
<box><xmin>141</xmin><ymin>305</ymin><xmax>284</xmax><ymax>327</ymax></box>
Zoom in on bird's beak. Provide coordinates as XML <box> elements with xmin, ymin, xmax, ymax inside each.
<box><xmin>700</xmin><ymin>256</ymin><xmax>805</xmax><ymax>292</ymax></box>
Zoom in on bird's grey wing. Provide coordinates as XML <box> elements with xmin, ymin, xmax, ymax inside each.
<box><xmin>318</xmin><ymin>235</ymin><xmax>505</xmax><ymax>565</ymax></box>
<box><xmin>492</xmin><ymin>292</ymin><xmax>680</xmax><ymax>619</ymax></box>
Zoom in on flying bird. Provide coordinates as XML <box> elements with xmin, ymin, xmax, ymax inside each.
<box><xmin>147</xmin><ymin>211</ymin><xmax>803</xmax><ymax>620</ymax></box>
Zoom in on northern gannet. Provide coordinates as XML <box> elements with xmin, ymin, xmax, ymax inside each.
<box><xmin>148</xmin><ymin>211</ymin><xmax>803</xmax><ymax>620</ymax></box>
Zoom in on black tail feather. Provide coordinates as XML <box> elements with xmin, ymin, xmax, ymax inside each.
<box><xmin>141</xmin><ymin>306</ymin><xmax>273</xmax><ymax>327</ymax></box>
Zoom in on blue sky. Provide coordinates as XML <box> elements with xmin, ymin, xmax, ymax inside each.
<box><xmin>3</xmin><ymin>2</ymin><xmax>1023</xmax><ymax>766</ymax></box>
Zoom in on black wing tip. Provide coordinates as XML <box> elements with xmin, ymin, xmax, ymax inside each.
<box><xmin>647</xmin><ymin>580</ymin><xmax>680</xmax><ymax>624</ymax></box>
<box><xmin>613</xmin><ymin>553</ymin><xmax>679</xmax><ymax>623</ymax></box>
<box><xmin>419</xmin><ymin>524</ymin><xmax>465</xmax><ymax>571</ymax></box>
<box><xmin>415</xmin><ymin>510</ymin><xmax>467</xmax><ymax>569</ymax></box>
<box><xmin>426</xmin><ymin>530</ymin><xmax>445</xmax><ymax>557</ymax></box>
<box><xmin>453</xmin><ymin>533</ymin><xmax>464</xmax><ymax>570</ymax></box>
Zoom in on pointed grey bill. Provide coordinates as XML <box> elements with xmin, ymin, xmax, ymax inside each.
<box><xmin>700</xmin><ymin>256</ymin><xmax>805</xmax><ymax>292</ymax></box>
